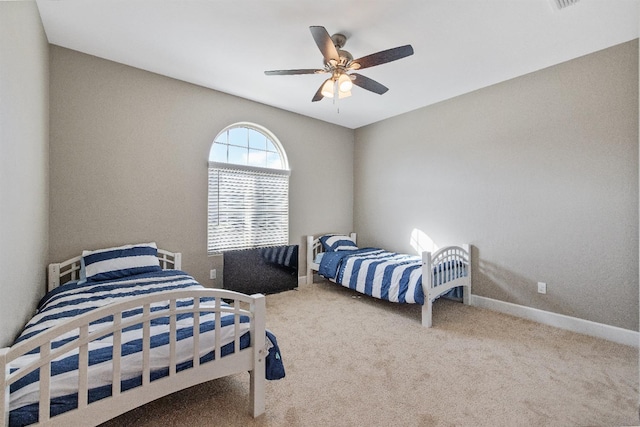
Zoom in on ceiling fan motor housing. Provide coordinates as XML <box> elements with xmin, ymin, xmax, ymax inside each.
<box><xmin>331</xmin><ymin>33</ymin><xmax>347</xmax><ymax>49</ymax></box>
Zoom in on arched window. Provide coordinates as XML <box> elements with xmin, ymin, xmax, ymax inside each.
<box><xmin>207</xmin><ymin>122</ymin><xmax>290</xmax><ymax>253</ymax></box>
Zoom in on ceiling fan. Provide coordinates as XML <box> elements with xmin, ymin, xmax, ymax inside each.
<box><xmin>264</xmin><ymin>26</ymin><xmax>414</xmax><ymax>102</ymax></box>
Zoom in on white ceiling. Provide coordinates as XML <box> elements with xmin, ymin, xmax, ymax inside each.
<box><xmin>36</xmin><ymin>0</ymin><xmax>639</xmax><ymax>129</ymax></box>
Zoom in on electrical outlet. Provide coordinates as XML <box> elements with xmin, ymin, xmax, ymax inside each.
<box><xmin>537</xmin><ymin>282</ymin><xmax>547</xmax><ymax>294</ymax></box>
<box><xmin>210</xmin><ymin>269</ymin><xmax>216</xmax><ymax>280</ymax></box>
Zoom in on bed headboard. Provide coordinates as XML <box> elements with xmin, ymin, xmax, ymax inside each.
<box><xmin>306</xmin><ymin>233</ymin><xmax>356</xmax><ymax>285</ymax></box>
<box><xmin>307</xmin><ymin>232</ymin><xmax>357</xmax><ymax>262</ymax></box>
<box><xmin>47</xmin><ymin>249</ymin><xmax>182</xmax><ymax>292</ymax></box>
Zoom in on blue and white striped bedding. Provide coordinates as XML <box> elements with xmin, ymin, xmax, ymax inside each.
<box><xmin>318</xmin><ymin>248</ymin><xmax>465</xmax><ymax>305</ymax></box>
<box><xmin>9</xmin><ymin>270</ymin><xmax>252</xmax><ymax>426</ymax></box>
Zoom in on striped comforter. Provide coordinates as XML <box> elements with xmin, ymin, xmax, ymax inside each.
<box><xmin>318</xmin><ymin>248</ymin><xmax>467</xmax><ymax>305</ymax></box>
<box><xmin>318</xmin><ymin>249</ymin><xmax>426</xmax><ymax>304</ymax></box>
<box><xmin>9</xmin><ymin>270</ymin><xmax>251</xmax><ymax>426</ymax></box>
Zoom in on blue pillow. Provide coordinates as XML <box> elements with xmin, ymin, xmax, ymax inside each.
<box><xmin>82</xmin><ymin>242</ymin><xmax>161</xmax><ymax>282</ymax></box>
<box><xmin>319</xmin><ymin>235</ymin><xmax>358</xmax><ymax>252</ymax></box>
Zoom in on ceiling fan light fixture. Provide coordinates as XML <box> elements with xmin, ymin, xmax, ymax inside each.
<box><xmin>320</xmin><ymin>79</ymin><xmax>335</xmax><ymax>98</ymax></box>
<box><xmin>338</xmin><ymin>90</ymin><xmax>351</xmax><ymax>99</ymax></box>
<box><xmin>338</xmin><ymin>73</ymin><xmax>353</xmax><ymax>92</ymax></box>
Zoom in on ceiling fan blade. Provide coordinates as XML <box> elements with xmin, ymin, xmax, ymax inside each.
<box><xmin>351</xmin><ymin>73</ymin><xmax>389</xmax><ymax>95</ymax></box>
<box><xmin>265</xmin><ymin>69</ymin><xmax>325</xmax><ymax>76</ymax></box>
<box><xmin>351</xmin><ymin>45</ymin><xmax>414</xmax><ymax>70</ymax></box>
<box><xmin>311</xmin><ymin>81</ymin><xmax>325</xmax><ymax>102</ymax></box>
<box><xmin>310</xmin><ymin>26</ymin><xmax>339</xmax><ymax>64</ymax></box>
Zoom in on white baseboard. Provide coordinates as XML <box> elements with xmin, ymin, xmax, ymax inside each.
<box><xmin>294</xmin><ymin>278</ymin><xmax>638</xmax><ymax>347</ymax></box>
<box><xmin>471</xmin><ymin>295</ymin><xmax>639</xmax><ymax>348</ymax></box>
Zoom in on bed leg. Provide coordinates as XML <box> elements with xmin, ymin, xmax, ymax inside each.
<box><xmin>249</xmin><ymin>368</ymin><xmax>265</xmax><ymax>417</ymax></box>
<box><xmin>463</xmin><ymin>244</ymin><xmax>472</xmax><ymax>306</ymax></box>
<box><xmin>250</xmin><ymin>295</ymin><xmax>266</xmax><ymax>417</ymax></box>
<box><xmin>421</xmin><ymin>299</ymin><xmax>433</xmax><ymax>328</ymax></box>
<box><xmin>306</xmin><ymin>235</ymin><xmax>314</xmax><ymax>285</ymax></box>
<box><xmin>1</xmin><ymin>348</ymin><xmax>8</xmax><ymax>427</ymax></box>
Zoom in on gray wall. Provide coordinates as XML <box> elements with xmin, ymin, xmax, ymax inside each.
<box><xmin>354</xmin><ymin>40</ymin><xmax>639</xmax><ymax>331</ymax></box>
<box><xmin>0</xmin><ymin>2</ymin><xmax>50</xmax><ymax>347</ymax></box>
<box><xmin>49</xmin><ymin>46</ymin><xmax>354</xmax><ymax>286</ymax></box>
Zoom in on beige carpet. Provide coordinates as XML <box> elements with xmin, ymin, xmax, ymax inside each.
<box><xmin>102</xmin><ymin>281</ymin><xmax>638</xmax><ymax>427</ymax></box>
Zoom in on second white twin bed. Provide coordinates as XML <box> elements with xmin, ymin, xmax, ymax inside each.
<box><xmin>306</xmin><ymin>233</ymin><xmax>472</xmax><ymax>327</ymax></box>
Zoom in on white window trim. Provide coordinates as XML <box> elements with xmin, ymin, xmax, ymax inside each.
<box><xmin>210</xmin><ymin>122</ymin><xmax>290</xmax><ymax>171</ymax></box>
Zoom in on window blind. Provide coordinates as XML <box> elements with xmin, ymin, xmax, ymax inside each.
<box><xmin>208</xmin><ymin>163</ymin><xmax>289</xmax><ymax>253</ymax></box>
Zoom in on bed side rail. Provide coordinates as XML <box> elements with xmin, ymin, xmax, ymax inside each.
<box><xmin>0</xmin><ymin>288</ymin><xmax>265</xmax><ymax>426</ymax></box>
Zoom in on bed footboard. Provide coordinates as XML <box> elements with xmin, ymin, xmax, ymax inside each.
<box><xmin>0</xmin><ymin>289</ymin><xmax>266</xmax><ymax>426</ymax></box>
<box><xmin>421</xmin><ymin>244</ymin><xmax>472</xmax><ymax>327</ymax></box>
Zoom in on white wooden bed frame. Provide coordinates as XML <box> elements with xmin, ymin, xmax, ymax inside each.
<box><xmin>1</xmin><ymin>249</ymin><xmax>267</xmax><ymax>426</ymax></box>
<box><xmin>306</xmin><ymin>234</ymin><xmax>472</xmax><ymax>327</ymax></box>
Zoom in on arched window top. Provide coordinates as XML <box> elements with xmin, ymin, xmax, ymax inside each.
<box><xmin>209</xmin><ymin>122</ymin><xmax>289</xmax><ymax>171</ymax></box>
